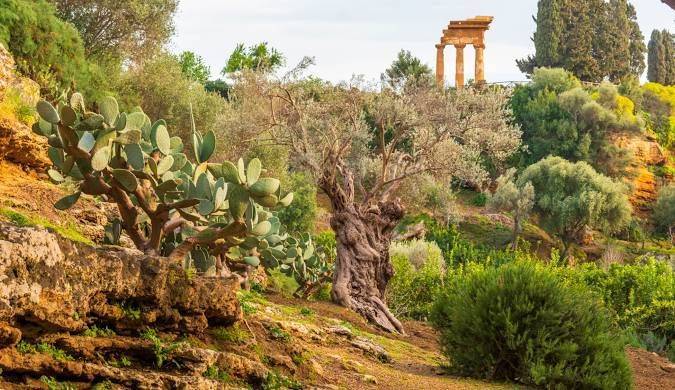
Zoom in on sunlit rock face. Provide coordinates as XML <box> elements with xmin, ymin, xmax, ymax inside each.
<box><xmin>0</xmin><ymin>222</ymin><xmax>241</xmax><ymax>338</ymax></box>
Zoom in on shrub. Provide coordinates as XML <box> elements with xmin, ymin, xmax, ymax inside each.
<box><xmin>518</xmin><ymin>156</ymin><xmax>632</xmax><ymax>259</ymax></box>
<box><xmin>431</xmin><ymin>261</ymin><xmax>632</xmax><ymax>389</ymax></box>
<box><xmin>569</xmin><ymin>259</ymin><xmax>675</xmax><ymax>344</ymax></box>
<box><xmin>276</xmin><ymin>172</ymin><xmax>317</xmax><ymax>234</ymax></box>
<box><xmin>653</xmin><ymin>184</ymin><xmax>675</xmax><ymax>240</ymax></box>
<box><xmin>386</xmin><ymin>240</ymin><xmax>444</xmax><ymax>320</ymax></box>
<box><xmin>0</xmin><ymin>0</ymin><xmax>102</xmax><ymax>99</ymax></box>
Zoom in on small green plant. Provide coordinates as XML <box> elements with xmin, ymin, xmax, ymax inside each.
<box><xmin>119</xmin><ymin>303</ymin><xmax>141</xmax><ymax>320</ymax></box>
<box><xmin>470</xmin><ymin>192</ymin><xmax>487</xmax><ymax>207</ymax></box>
<box><xmin>40</xmin><ymin>376</ymin><xmax>76</xmax><ymax>390</ymax></box>
<box><xmin>108</xmin><ymin>355</ymin><xmax>132</xmax><ymax>368</ymax></box>
<box><xmin>268</xmin><ymin>326</ymin><xmax>291</xmax><ymax>342</ymax></box>
<box><xmin>212</xmin><ymin>324</ymin><xmax>250</xmax><ymax>344</ymax></box>
<box><xmin>82</xmin><ymin>325</ymin><xmax>115</xmax><ymax>337</ymax></box>
<box><xmin>91</xmin><ymin>380</ymin><xmax>114</xmax><ymax>390</ymax></box>
<box><xmin>262</xmin><ymin>371</ymin><xmax>302</xmax><ymax>390</ymax></box>
<box><xmin>203</xmin><ymin>365</ymin><xmax>231</xmax><ymax>383</ymax></box>
<box><xmin>17</xmin><ymin>342</ymin><xmax>73</xmax><ymax>362</ymax></box>
<box><xmin>140</xmin><ymin>328</ymin><xmax>185</xmax><ymax>368</ymax></box>
<box><xmin>299</xmin><ymin>307</ymin><xmax>314</xmax><ymax>316</ymax></box>
<box><xmin>291</xmin><ymin>351</ymin><xmax>310</xmax><ymax>366</ymax></box>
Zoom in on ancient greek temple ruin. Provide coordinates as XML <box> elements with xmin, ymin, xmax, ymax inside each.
<box><xmin>435</xmin><ymin>16</ymin><xmax>493</xmax><ymax>88</ymax></box>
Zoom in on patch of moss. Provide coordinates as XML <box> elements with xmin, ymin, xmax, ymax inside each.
<box><xmin>0</xmin><ymin>207</ymin><xmax>92</xmax><ymax>245</ymax></box>
<box><xmin>212</xmin><ymin>324</ymin><xmax>251</xmax><ymax>344</ymax></box>
<box><xmin>204</xmin><ymin>365</ymin><xmax>231</xmax><ymax>383</ymax></box>
<box><xmin>39</xmin><ymin>376</ymin><xmax>76</xmax><ymax>390</ymax></box>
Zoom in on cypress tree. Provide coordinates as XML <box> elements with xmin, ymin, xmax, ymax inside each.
<box><xmin>627</xmin><ymin>3</ymin><xmax>646</xmax><ymax>78</ymax></box>
<box><xmin>604</xmin><ymin>0</ymin><xmax>632</xmax><ymax>81</ymax></box>
<box><xmin>521</xmin><ymin>0</ymin><xmax>646</xmax><ymax>82</ymax></box>
<box><xmin>661</xmin><ymin>30</ymin><xmax>675</xmax><ymax>85</ymax></box>
<box><xmin>648</xmin><ymin>30</ymin><xmax>666</xmax><ymax>83</ymax></box>
<box><xmin>561</xmin><ymin>0</ymin><xmax>602</xmax><ymax>82</ymax></box>
<box><xmin>533</xmin><ymin>0</ymin><xmax>564</xmax><ymax>67</ymax></box>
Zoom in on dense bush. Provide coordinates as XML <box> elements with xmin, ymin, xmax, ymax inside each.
<box><xmin>432</xmin><ymin>260</ymin><xmax>632</xmax><ymax>388</ymax></box>
<box><xmin>569</xmin><ymin>259</ymin><xmax>675</xmax><ymax>344</ymax></box>
<box><xmin>0</xmin><ymin>0</ymin><xmax>103</xmax><ymax>98</ymax></box>
<box><xmin>276</xmin><ymin>172</ymin><xmax>318</xmax><ymax>234</ymax></box>
<box><xmin>518</xmin><ymin>156</ymin><xmax>632</xmax><ymax>259</ymax></box>
<box><xmin>653</xmin><ymin>184</ymin><xmax>675</xmax><ymax>240</ymax></box>
<box><xmin>387</xmin><ymin>240</ymin><xmax>444</xmax><ymax>320</ymax></box>
<box><xmin>115</xmin><ymin>53</ymin><xmax>225</xmax><ymax>153</ymax></box>
<box><xmin>511</xmin><ymin>68</ymin><xmax>641</xmax><ymax>173</ymax></box>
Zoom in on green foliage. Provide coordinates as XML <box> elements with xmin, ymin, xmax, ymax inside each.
<box><xmin>381</xmin><ymin>49</ymin><xmax>433</xmax><ymax>89</ymax></box>
<box><xmin>653</xmin><ymin>184</ymin><xmax>675</xmax><ymax>238</ymax></box>
<box><xmin>40</xmin><ymin>376</ymin><xmax>76</xmax><ymax>390</ymax></box>
<box><xmin>520</xmin><ymin>0</ymin><xmax>645</xmax><ymax>82</ymax></box>
<box><xmin>0</xmin><ymin>0</ymin><xmax>102</xmax><ymax>98</ymax></box>
<box><xmin>648</xmin><ymin>29</ymin><xmax>675</xmax><ymax>85</ymax></box>
<box><xmin>82</xmin><ymin>325</ymin><xmax>115</xmax><ymax>337</ymax></box>
<box><xmin>387</xmin><ymin>240</ymin><xmax>445</xmax><ymax>320</ymax></box>
<box><xmin>268</xmin><ymin>326</ymin><xmax>291</xmax><ymax>342</ymax></box>
<box><xmin>108</xmin><ymin>355</ymin><xmax>131</xmax><ymax>368</ymax></box>
<box><xmin>0</xmin><ymin>207</ymin><xmax>91</xmax><ymax>245</ymax></box>
<box><xmin>431</xmin><ymin>260</ymin><xmax>632</xmax><ymax>389</ymax></box>
<box><xmin>139</xmin><ymin>328</ymin><xmax>185</xmax><ymax>368</ymax></box>
<box><xmin>299</xmin><ymin>307</ymin><xmax>314</xmax><ymax>316</ymax></box>
<box><xmin>115</xmin><ymin>53</ymin><xmax>225</xmax><ymax>145</ymax></box>
<box><xmin>34</xmin><ymin>95</ymin><xmax>311</xmax><ymax>288</ymax></box>
<box><xmin>177</xmin><ymin>51</ymin><xmax>210</xmax><ymax>84</ymax></box>
<box><xmin>223</xmin><ymin>42</ymin><xmax>284</xmax><ymax>74</ymax></box>
<box><xmin>487</xmin><ymin>168</ymin><xmax>535</xmax><ymax>249</ymax></box>
<box><xmin>518</xmin><ymin>156</ymin><xmax>632</xmax><ymax>258</ymax></box>
<box><xmin>17</xmin><ymin>341</ymin><xmax>74</xmax><ymax>362</ymax></box>
<box><xmin>568</xmin><ymin>259</ymin><xmax>675</xmax><ymax>344</ymax></box>
<box><xmin>204</xmin><ymin>365</ymin><xmax>231</xmax><ymax>383</ymax></box>
<box><xmin>469</xmin><ymin>193</ymin><xmax>486</xmax><ymax>207</ymax></box>
<box><xmin>276</xmin><ymin>172</ymin><xmax>317</xmax><ymax>234</ymax></box>
<box><xmin>262</xmin><ymin>371</ymin><xmax>302</xmax><ymax>390</ymax></box>
<box><xmin>212</xmin><ymin>324</ymin><xmax>250</xmax><ymax>344</ymax></box>
<box><xmin>51</xmin><ymin>0</ymin><xmax>178</xmax><ymax>63</ymax></box>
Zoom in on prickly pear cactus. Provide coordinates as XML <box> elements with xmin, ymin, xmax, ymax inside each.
<box><xmin>34</xmin><ymin>94</ymin><xmax>330</xmax><ymax>291</ymax></box>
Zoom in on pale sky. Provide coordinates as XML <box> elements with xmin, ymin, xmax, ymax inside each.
<box><xmin>170</xmin><ymin>1</ymin><xmax>675</xmax><ymax>85</ymax></box>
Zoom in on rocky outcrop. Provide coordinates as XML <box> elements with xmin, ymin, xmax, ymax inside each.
<box><xmin>0</xmin><ymin>222</ymin><xmax>241</xmax><ymax>340</ymax></box>
<box><xmin>0</xmin><ymin>44</ymin><xmax>48</xmax><ymax>170</ymax></box>
<box><xmin>611</xmin><ymin>132</ymin><xmax>672</xmax><ymax>212</ymax></box>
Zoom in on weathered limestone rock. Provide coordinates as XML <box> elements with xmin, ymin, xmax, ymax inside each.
<box><xmin>611</xmin><ymin>132</ymin><xmax>672</xmax><ymax>212</ymax></box>
<box><xmin>0</xmin><ymin>223</ymin><xmax>241</xmax><ymax>335</ymax></box>
<box><xmin>0</xmin><ymin>43</ymin><xmax>48</xmax><ymax>170</ymax></box>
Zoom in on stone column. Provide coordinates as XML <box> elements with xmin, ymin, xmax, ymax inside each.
<box><xmin>455</xmin><ymin>44</ymin><xmax>466</xmax><ymax>89</ymax></box>
<box><xmin>475</xmin><ymin>44</ymin><xmax>485</xmax><ymax>84</ymax></box>
<box><xmin>435</xmin><ymin>44</ymin><xmax>445</xmax><ymax>86</ymax></box>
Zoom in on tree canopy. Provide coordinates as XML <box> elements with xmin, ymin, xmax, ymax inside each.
<box><xmin>223</xmin><ymin>42</ymin><xmax>285</xmax><ymax>74</ymax></box>
<box><xmin>517</xmin><ymin>156</ymin><xmax>632</xmax><ymax>259</ymax></box>
<box><xmin>519</xmin><ymin>0</ymin><xmax>646</xmax><ymax>82</ymax></box>
<box><xmin>50</xmin><ymin>0</ymin><xmax>178</xmax><ymax>63</ymax></box>
<box><xmin>381</xmin><ymin>50</ymin><xmax>433</xmax><ymax>90</ymax></box>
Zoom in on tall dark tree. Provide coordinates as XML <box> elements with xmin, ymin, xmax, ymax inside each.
<box><xmin>520</xmin><ymin>0</ymin><xmax>645</xmax><ymax>82</ymax></box>
<box><xmin>560</xmin><ymin>0</ymin><xmax>602</xmax><ymax>82</ymax></box>
<box><xmin>662</xmin><ymin>30</ymin><xmax>675</xmax><ymax>85</ymax></box>
<box><xmin>605</xmin><ymin>0</ymin><xmax>633</xmax><ymax>81</ymax></box>
<box><xmin>648</xmin><ymin>30</ymin><xmax>667</xmax><ymax>83</ymax></box>
<box><xmin>533</xmin><ymin>0</ymin><xmax>564</xmax><ymax>68</ymax></box>
<box><xmin>627</xmin><ymin>3</ymin><xmax>646</xmax><ymax>77</ymax></box>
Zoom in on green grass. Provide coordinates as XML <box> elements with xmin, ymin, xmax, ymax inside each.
<box><xmin>204</xmin><ymin>365</ymin><xmax>232</xmax><ymax>383</ymax></box>
<box><xmin>0</xmin><ymin>207</ymin><xmax>92</xmax><ymax>245</ymax></box>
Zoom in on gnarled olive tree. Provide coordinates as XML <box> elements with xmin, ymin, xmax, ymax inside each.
<box><xmin>233</xmin><ymin>74</ymin><xmax>521</xmax><ymax>332</ymax></box>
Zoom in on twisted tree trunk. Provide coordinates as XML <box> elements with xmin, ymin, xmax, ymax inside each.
<box><xmin>320</xmin><ymin>167</ymin><xmax>406</xmax><ymax>333</ymax></box>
